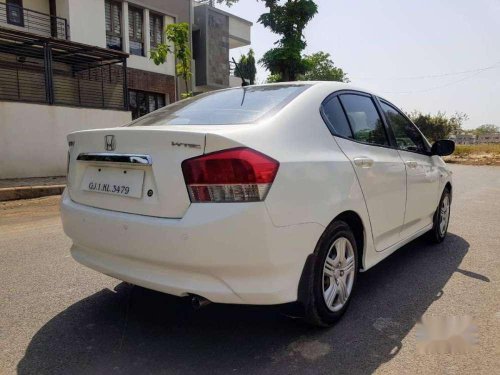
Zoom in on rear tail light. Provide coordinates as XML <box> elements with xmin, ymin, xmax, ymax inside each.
<box><xmin>181</xmin><ymin>147</ymin><xmax>279</xmax><ymax>203</ymax></box>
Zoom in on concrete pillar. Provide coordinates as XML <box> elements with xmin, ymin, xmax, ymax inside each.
<box><xmin>143</xmin><ymin>8</ymin><xmax>150</xmax><ymax>58</ymax></box>
<box><xmin>121</xmin><ymin>1</ymin><xmax>129</xmax><ymax>53</ymax></box>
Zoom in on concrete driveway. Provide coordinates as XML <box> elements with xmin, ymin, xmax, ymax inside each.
<box><xmin>1</xmin><ymin>165</ymin><xmax>498</xmax><ymax>374</ymax></box>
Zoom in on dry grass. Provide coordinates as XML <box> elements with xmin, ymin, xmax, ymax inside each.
<box><xmin>444</xmin><ymin>143</ymin><xmax>500</xmax><ymax>165</ymax></box>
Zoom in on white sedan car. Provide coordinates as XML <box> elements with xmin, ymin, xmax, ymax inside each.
<box><xmin>61</xmin><ymin>82</ymin><xmax>454</xmax><ymax>326</ymax></box>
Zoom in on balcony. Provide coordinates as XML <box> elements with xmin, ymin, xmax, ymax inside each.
<box><xmin>0</xmin><ymin>27</ymin><xmax>129</xmax><ymax>110</ymax></box>
<box><xmin>0</xmin><ymin>2</ymin><xmax>69</xmax><ymax>40</ymax></box>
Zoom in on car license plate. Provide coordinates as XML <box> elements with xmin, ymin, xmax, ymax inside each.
<box><xmin>81</xmin><ymin>166</ymin><xmax>145</xmax><ymax>198</ymax></box>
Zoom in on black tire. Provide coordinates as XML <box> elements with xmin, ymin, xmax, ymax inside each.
<box><xmin>304</xmin><ymin>220</ymin><xmax>359</xmax><ymax>327</ymax></box>
<box><xmin>428</xmin><ymin>188</ymin><xmax>452</xmax><ymax>243</ymax></box>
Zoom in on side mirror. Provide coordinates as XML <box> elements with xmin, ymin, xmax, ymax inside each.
<box><xmin>431</xmin><ymin>139</ymin><xmax>455</xmax><ymax>156</ymax></box>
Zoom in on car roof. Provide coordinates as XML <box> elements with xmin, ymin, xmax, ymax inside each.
<box><xmin>249</xmin><ymin>81</ymin><xmax>385</xmax><ymax>100</ymax></box>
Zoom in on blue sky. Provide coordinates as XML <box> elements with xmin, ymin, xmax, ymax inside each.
<box><xmin>220</xmin><ymin>0</ymin><xmax>500</xmax><ymax>129</ymax></box>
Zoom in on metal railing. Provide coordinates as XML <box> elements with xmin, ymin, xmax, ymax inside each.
<box><xmin>0</xmin><ymin>59</ymin><xmax>127</xmax><ymax>110</ymax></box>
<box><xmin>0</xmin><ymin>2</ymin><xmax>69</xmax><ymax>40</ymax></box>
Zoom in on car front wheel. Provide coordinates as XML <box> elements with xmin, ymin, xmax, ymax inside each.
<box><xmin>429</xmin><ymin>188</ymin><xmax>451</xmax><ymax>243</ymax></box>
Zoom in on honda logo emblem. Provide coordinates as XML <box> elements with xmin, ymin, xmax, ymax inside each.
<box><xmin>105</xmin><ymin>135</ymin><xmax>116</xmax><ymax>151</ymax></box>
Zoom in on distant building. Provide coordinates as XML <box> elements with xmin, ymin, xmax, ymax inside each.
<box><xmin>450</xmin><ymin>134</ymin><xmax>476</xmax><ymax>145</ymax></box>
<box><xmin>477</xmin><ymin>133</ymin><xmax>500</xmax><ymax>144</ymax></box>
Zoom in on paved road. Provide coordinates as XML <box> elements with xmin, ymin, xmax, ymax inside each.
<box><xmin>1</xmin><ymin>165</ymin><xmax>499</xmax><ymax>375</ymax></box>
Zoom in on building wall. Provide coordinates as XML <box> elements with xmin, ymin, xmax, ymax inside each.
<box><xmin>54</xmin><ymin>0</ymin><xmax>184</xmax><ymax>78</ymax></box>
<box><xmin>0</xmin><ymin>102</ymin><xmax>131</xmax><ymax>178</ymax></box>
<box><xmin>207</xmin><ymin>10</ymin><xmax>229</xmax><ymax>87</ymax></box>
<box><xmin>57</xmin><ymin>0</ymin><xmax>179</xmax><ymax>91</ymax></box>
<box><xmin>125</xmin><ymin>10</ymin><xmax>176</xmax><ymax>78</ymax></box>
<box><xmin>194</xmin><ymin>5</ymin><xmax>231</xmax><ymax>89</ymax></box>
<box><xmin>23</xmin><ymin>0</ymin><xmax>50</xmax><ymax>14</ymax></box>
<box><xmin>477</xmin><ymin>133</ymin><xmax>500</xmax><ymax>143</ymax></box>
<box><xmin>127</xmin><ymin>68</ymin><xmax>175</xmax><ymax>103</ymax></box>
<box><xmin>0</xmin><ymin>0</ymin><xmax>52</xmax><ymax>37</ymax></box>
<box><xmin>126</xmin><ymin>0</ymin><xmax>191</xmax><ymax>96</ymax></box>
<box><xmin>64</xmin><ymin>0</ymin><xmax>107</xmax><ymax>47</ymax></box>
<box><xmin>228</xmin><ymin>12</ymin><xmax>252</xmax><ymax>48</ymax></box>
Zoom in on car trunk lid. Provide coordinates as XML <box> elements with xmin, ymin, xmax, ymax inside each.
<box><xmin>67</xmin><ymin>127</ymin><xmax>206</xmax><ymax>218</ymax></box>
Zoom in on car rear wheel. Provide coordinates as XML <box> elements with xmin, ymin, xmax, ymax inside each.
<box><xmin>429</xmin><ymin>188</ymin><xmax>451</xmax><ymax>243</ymax></box>
<box><xmin>304</xmin><ymin>221</ymin><xmax>358</xmax><ymax>327</ymax></box>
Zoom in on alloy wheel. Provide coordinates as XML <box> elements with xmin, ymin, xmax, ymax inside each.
<box><xmin>322</xmin><ymin>237</ymin><xmax>355</xmax><ymax>312</ymax></box>
<box><xmin>439</xmin><ymin>194</ymin><xmax>450</xmax><ymax>236</ymax></box>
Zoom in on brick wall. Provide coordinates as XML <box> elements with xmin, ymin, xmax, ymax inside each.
<box><xmin>127</xmin><ymin>68</ymin><xmax>176</xmax><ymax>103</ymax></box>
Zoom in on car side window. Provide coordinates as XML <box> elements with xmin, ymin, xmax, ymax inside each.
<box><xmin>380</xmin><ymin>101</ymin><xmax>428</xmax><ymax>153</ymax></box>
<box><xmin>338</xmin><ymin>94</ymin><xmax>389</xmax><ymax>146</ymax></box>
<box><xmin>321</xmin><ymin>96</ymin><xmax>353</xmax><ymax>138</ymax></box>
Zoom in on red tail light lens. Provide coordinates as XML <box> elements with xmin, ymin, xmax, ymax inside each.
<box><xmin>181</xmin><ymin>147</ymin><xmax>279</xmax><ymax>202</ymax></box>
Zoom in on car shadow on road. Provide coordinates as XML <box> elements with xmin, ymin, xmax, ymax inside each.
<box><xmin>18</xmin><ymin>233</ymin><xmax>469</xmax><ymax>375</ymax></box>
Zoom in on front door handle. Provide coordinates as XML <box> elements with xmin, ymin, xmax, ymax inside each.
<box><xmin>353</xmin><ymin>157</ymin><xmax>374</xmax><ymax>168</ymax></box>
<box><xmin>406</xmin><ymin>160</ymin><xmax>418</xmax><ymax>169</ymax></box>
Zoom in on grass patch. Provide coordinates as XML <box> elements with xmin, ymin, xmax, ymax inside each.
<box><xmin>445</xmin><ymin>143</ymin><xmax>500</xmax><ymax>165</ymax></box>
<box><xmin>453</xmin><ymin>144</ymin><xmax>500</xmax><ymax>156</ymax></box>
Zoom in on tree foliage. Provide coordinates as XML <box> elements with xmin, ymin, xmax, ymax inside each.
<box><xmin>150</xmin><ymin>23</ymin><xmax>192</xmax><ymax>98</ymax></box>
<box><xmin>406</xmin><ymin>111</ymin><xmax>468</xmax><ymax>142</ymax></box>
<box><xmin>301</xmin><ymin>52</ymin><xmax>349</xmax><ymax>82</ymax></box>
<box><xmin>474</xmin><ymin>124</ymin><xmax>499</xmax><ymax>135</ymax></box>
<box><xmin>258</xmin><ymin>0</ymin><xmax>318</xmax><ymax>81</ymax></box>
<box><xmin>206</xmin><ymin>0</ymin><xmax>239</xmax><ymax>6</ymax></box>
<box><xmin>234</xmin><ymin>49</ymin><xmax>257</xmax><ymax>84</ymax></box>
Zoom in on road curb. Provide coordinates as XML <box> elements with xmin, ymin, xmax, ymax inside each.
<box><xmin>0</xmin><ymin>185</ymin><xmax>66</xmax><ymax>202</ymax></box>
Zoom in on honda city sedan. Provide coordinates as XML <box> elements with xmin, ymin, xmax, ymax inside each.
<box><xmin>61</xmin><ymin>82</ymin><xmax>454</xmax><ymax>326</ymax></box>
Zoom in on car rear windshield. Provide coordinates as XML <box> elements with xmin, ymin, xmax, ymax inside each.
<box><xmin>126</xmin><ymin>84</ymin><xmax>311</xmax><ymax>126</ymax></box>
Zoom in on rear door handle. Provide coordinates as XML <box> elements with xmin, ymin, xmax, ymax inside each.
<box><xmin>405</xmin><ymin>160</ymin><xmax>418</xmax><ymax>169</ymax></box>
<box><xmin>353</xmin><ymin>157</ymin><xmax>374</xmax><ymax>168</ymax></box>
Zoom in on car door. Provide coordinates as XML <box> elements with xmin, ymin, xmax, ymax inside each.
<box><xmin>378</xmin><ymin>99</ymin><xmax>441</xmax><ymax>238</ymax></box>
<box><xmin>321</xmin><ymin>92</ymin><xmax>407</xmax><ymax>251</ymax></box>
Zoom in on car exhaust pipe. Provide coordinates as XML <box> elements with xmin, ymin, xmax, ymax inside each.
<box><xmin>191</xmin><ymin>295</ymin><xmax>211</xmax><ymax>310</ymax></box>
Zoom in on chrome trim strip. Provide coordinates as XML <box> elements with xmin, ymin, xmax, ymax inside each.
<box><xmin>77</xmin><ymin>153</ymin><xmax>152</xmax><ymax>165</ymax></box>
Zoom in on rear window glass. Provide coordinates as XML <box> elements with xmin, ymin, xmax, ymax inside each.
<box><xmin>126</xmin><ymin>85</ymin><xmax>311</xmax><ymax>126</ymax></box>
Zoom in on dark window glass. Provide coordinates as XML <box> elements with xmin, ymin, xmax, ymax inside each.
<box><xmin>6</xmin><ymin>0</ymin><xmax>24</xmax><ymax>26</ymax></box>
<box><xmin>127</xmin><ymin>85</ymin><xmax>311</xmax><ymax>126</ymax></box>
<box><xmin>105</xmin><ymin>0</ymin><xmax>122</xmax><ymax>50</ymax></box>
<box><xmin>321</xmin><ymin>96</ymin><xmax>352</xmax><ymax>138</ymax></box>
<box><xmin>149</xmin><ymin>13</ymin><xmax>163</xmax><ymax>48</ymax></box>
<box><xmin>380</xmin><ymin>101</ymin><xmax>429</xmax><ymax>153</ymax></box>
<box><xmin>128</xmin><ymin>6</ymin><xmax>143</xmax><ymax>56</ymax></box>
<box><xmin>129</xmin><ymin>90</ymin><xmax>167</xmax><ymax>120</ymax></box>
<box><xmin>339</xmin><ymin>94</ymin><xmax>388</xmax><ymax>146</ymax></box>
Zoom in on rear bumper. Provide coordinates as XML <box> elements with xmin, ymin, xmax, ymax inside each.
<box><xmin>60</xmin><ymin>191</ymin><xmax>324</xmax><ymax>304</ymax></box>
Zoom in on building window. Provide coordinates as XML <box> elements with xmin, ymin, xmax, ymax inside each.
<box><xmin>6</xmin><ymin>0</ymin><xmax>24</xmax><ymax>26</ymax></box>
<box><xmin>129</xmin><ymin>90</ymin><xmax>167</xmax><ymax>119</ymax></box>
<box><xmin>149</xmin><ymin>13</ymin><xmax>163</xmax><ymax>49</ymax></box>
<box><xmin>105</xmin><ymin>0</ymin><xmax>122</xmax><ymax>50</ymax></box>
<box><xmin>128</xmin><ymin>6</ymin><xmax>144</xmax><ymax>56</ymax></box>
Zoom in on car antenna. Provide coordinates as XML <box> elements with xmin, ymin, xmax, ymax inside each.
<box><xmin>232</xmin><ymin>57</ymin><xmax>249</xmax><ymax>87</ymax></box>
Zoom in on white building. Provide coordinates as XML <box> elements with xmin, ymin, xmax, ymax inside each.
<box><xmin>477</xmin><ymin>133</ymin><xmax>500</xmax><ymax>143</ymax></box>
<box><xmin>449</xmin><ymin>134</ymin><xmax>476</xmax><ymax>145</ymax></box>
<box><xmin>0</xmin><ymin>0</ymin><xmax>251</xmax><ymax>178</ymax></box>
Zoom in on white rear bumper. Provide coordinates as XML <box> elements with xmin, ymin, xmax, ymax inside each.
<box><xmin>60</xmin><ymin>191</ymin><xmax>324</xmax><ymax>304</ymax></box>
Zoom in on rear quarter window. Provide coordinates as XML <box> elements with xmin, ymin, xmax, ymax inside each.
<box><xmin>321</xmin><ymin>96</ymin><xmax>353</xmax><ymax>138</ymax></box>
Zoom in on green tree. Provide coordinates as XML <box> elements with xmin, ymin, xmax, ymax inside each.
<box><xmin>474</xmin><ymin>124</ymin><xmax>499</xmax><ymax>135</ymax></box>
<box><xmin>150</xmin><ymin>23</ymin><xmax>192</xmax><ymax>98</ymax></box>
<box><xmin>406</xmin><ymin>111</ymin><xmax>468</xmax><ymax>142</ymax></box>
<box><xmin>265</xmin><ymin>73</ymin><xmax>281</xmax><ymax>83</ymax></box>
<box><xmin>300</xmin><ymin>51</ymin><xmax>349</xmax><ymax>82</ymax></box>
<box><xmin>258</xmin><ymin>0</ymin><xmax>318</xmax><ymax>82</ymax></box>
<box><xmin>234</xmin><ymin>49</ymin><xmax>257</xmax><ymax>84</ymax></box>
<box><xmin>207</xmin><ymin>0</ymin><xmax>239</xmax><ymax>6</ymax></box>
